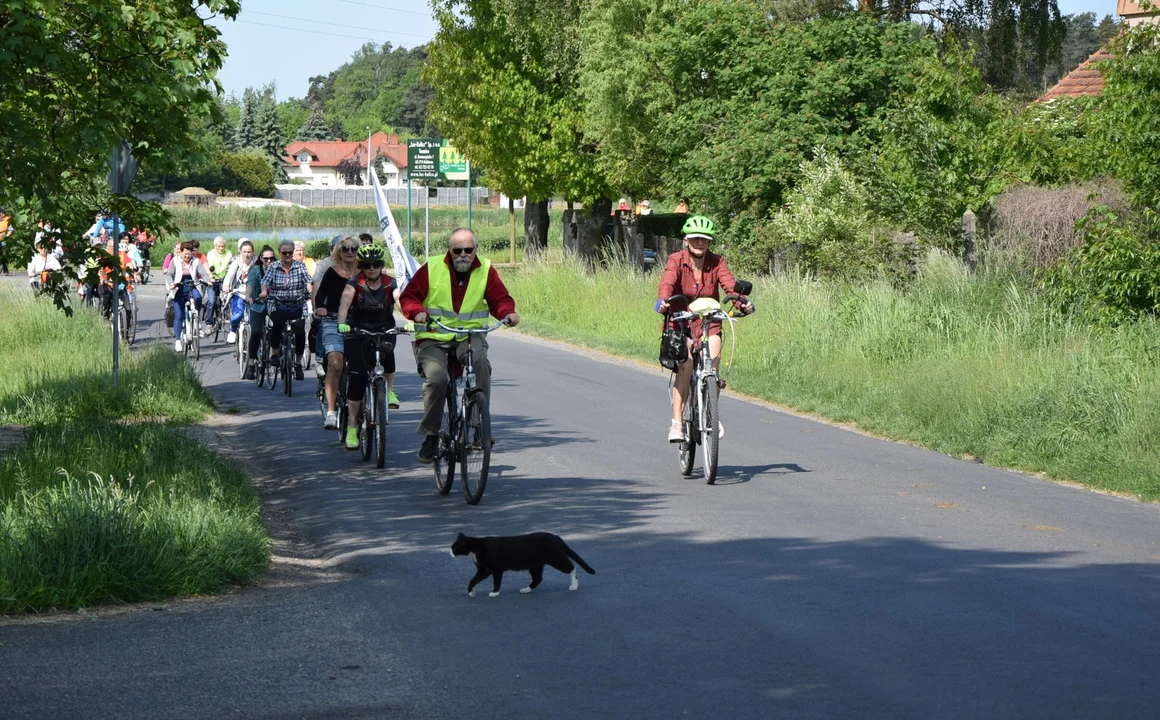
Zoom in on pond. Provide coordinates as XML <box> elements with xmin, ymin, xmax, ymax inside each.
<box><xmin>180</xmin><ymin>227</ymin><xmax>379</xmax><ymax>243</ymax></box>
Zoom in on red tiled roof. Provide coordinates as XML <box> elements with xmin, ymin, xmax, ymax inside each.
<box><xmin>1038</xmin><ymin>49</ymin><xmax>1111</xmax><ymax>102</ymax></box>
<box><xmin>283</xmin><ymin>131</ymin><xmax>408</xmax><ymax>169</ymax></box>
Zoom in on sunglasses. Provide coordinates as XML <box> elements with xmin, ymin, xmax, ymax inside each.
<box><xmin>340</xmin><ymin>246</ymin><xmax>358</xmax><ymax>253</ymax></box>
<box><xmin>450</xmin><ymin>247</ymin><xmax>475</xmax><ymax>256</ymax></box>
<box><xmin>359</xmin><ymin>261</ymin><xmax>384</xmax><ymax>269</ymax></box>
<box><xmin>261</xmin><ymin>256</ymin><xmax>275</xmax><ymax>262</ymax></box>
<box><xmin>280</xmin><ymin>250</ymin><xmax>293</xmax><ymax>256</ymax></box>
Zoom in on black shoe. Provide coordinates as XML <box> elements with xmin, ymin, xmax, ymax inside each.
<box><xmin>243</xmin><ymin>365</ymin><xmax>255</xmax><ymax>380</ymax></box>
<box><xmin>417</xmin><ymin>435</ymin><xmax>438</xmax><ymax>465</ymax></box>
<box><xmin>294</xmin><ymin>365</ymin><xmax>304</xmax><ymax>381</ymax></box>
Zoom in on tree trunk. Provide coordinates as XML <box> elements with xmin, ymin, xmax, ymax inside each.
<box><xmin>523</xmin><ymin>199</ymin><xmax>550</xmax><ymax>258</ymax></box>
<box><xmin>572</xmin><ymin>197</ymin><xmax>612</xmax><ymax>271</ymax></box>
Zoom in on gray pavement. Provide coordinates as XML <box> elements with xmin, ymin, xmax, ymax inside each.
<box><xmin>3</xmin><ymin>278</ymin><xmax>1160</xmax><ymax>719</ymax></box>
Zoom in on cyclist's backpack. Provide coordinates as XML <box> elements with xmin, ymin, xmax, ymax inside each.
<box><xmin>659</xmin><ymin>325</ymin><xmax>687</xmax><ymax>371</ymax></box>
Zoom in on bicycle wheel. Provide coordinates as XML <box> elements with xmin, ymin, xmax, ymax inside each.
<box><xmin>434</xmin><ymin>392</ymin><xmax>456</xmax><ymax>495</ymax></box>
<box><xmin>701</xmin><ymin>378</ymin><xmax>720</xmax><ymax>485</ymax></box>
<box><xmin>265</xmin><ymin>336</ymin><xmax>279</xmax><ymax>390</ymax></box>
<box><xmin>460</xmin><ymin>393</ymin><xmax>491</xmax><ymax>505</ymax></box>
<box><xmin>316</xmin><ymin>375</ymin><xmax>328</xmax><ymax>422</ymax></box>
<box><xmin>127</xmin><ymin>301</ymin><xmax>137</xmax><ymax>345</ymax></box>
<box><xmin>374</xmin><ymin>378</ymin><xmax>387</xmax><ymax>469</ymax></box>
<box><xmin>678</xmin><ymin>384</ymin><xmax>697</xmax><ymax>477</ymax></box>
<box><xmin>237</xmin><ymin>323</ymin><xmax>250</xmax><ymax>378</ymax></box>
<box><xmin>182</xmin><ymin>311</ymin><xmax>191</xmax><ymax>357</ymax></box>
<box><xmin>359</xmin><ymin>397</ymin><xmax>373</xmax><ymax>462</ymax></box>
<box><xmin>282</xmin><ymin>333</ymin><xmax>294</xmax><ymax>397</ymax></box>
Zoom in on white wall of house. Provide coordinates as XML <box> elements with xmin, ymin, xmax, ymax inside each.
<box><xmin>286</xmin><ymin>161</ymin><xmax>341</xmax><ymax>187</ymax></box>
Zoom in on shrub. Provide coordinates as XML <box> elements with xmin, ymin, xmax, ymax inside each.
<box><xmin>1042</xmin><ymin>205</ymin><xmax>1160</xmax><ymax>324</ymax></box>
<box><xmin>218</xmin><ymin>151</ymin><xmax>276</xmax><ymax>198</ymax></box>
<box><xmin>306</xmin><ymin>238</ymin><xmax>332</xmax><ymax>259</ymax></box>
<box><xmin>986</xmin><ymin>183</ymin><xmax>1126</xmax><ymax>272</ymax></box>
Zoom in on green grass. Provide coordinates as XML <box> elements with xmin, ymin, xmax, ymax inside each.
<box><xmin>171</xmin><ymin>203</ymin><xmax>520</xmax><ymax>230</ymax></box>
<box><xmin>505</xmin><ymin>250</ymin><xmax>1160</xmax><ymax>500</ymax></box>
<box><xmin>0</xmin><ymin>423</ymin><xmax>268</xmax><ymax>613</ymax></box>
<box><xmin>0</xmin><ymin>291</ymin><xmax>213</xmax><ymax>425</ymax></box>
<box><xmin>0</xmin><ymin>289</ymin><xmax>269</xmax><ymax>613</ymax></box>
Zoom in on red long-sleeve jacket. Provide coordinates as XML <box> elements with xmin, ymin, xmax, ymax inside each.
<box><xmin>399</xmin><ymin>254</ymin><xmax>517</xmax><ymax>343</ymax></box>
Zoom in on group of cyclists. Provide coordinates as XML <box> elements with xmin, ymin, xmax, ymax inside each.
<box><xmin>161</xmin><ymin>213</ymin><xmax>750</xmax><ymax>470</ymax></box>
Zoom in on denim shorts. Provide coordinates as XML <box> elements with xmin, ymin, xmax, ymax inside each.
<box><xmin>318</xmin><ymin>318</ymin><xmax>345</xmax><ymax>357</ymax></box>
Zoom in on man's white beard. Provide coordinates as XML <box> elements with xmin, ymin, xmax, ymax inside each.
<box><xmin>453</xmin><ymin>256</ymin><xmax>473</xmax><ymax>272</ymax></box>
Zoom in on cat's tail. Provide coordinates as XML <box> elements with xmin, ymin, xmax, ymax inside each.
<box><xmin>565</xmin><ymin>544</ymin><xmax>596</xmax><ymax>575</ymax></box>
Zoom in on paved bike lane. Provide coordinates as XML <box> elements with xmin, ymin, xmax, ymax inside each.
<box><xmin>4</xmin><ymin>280</ymin><xmax>1160</xmax><ymax>719</ymax></box>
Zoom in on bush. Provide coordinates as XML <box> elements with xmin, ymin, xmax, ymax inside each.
<box><xmin>218</xmin><ymin>152</ymin><xmax>276</xmax><ymax>198</ymax></box>
<box><xmin>1042</xmin><ymin>205</ymin><xmax>1160</xmax><ymax>324</ymax></box>
<box><xmin>765</xmin><ymin>149</ymin><xmax>894</xmax><ymax>279</ymax></box>
<box><xmin>986</xmin><ymin>183</ymin><xmax>1126</xmax><ymax>272</ymax></box>
<box><xmin>306</xmin><ymin>238</ymin><xmax>332</xmax><ymax>259</ymax></box>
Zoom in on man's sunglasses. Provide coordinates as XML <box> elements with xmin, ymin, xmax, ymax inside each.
<box><xmin>359</xmin><ymin>261</ymin><xmax>384</xmax><ymax>269</ymax></box>
<box><xmin>450</xmin><ymin>247</ymin><xmax>475</xmax><ymax>256</ymax></box>
<box><xmin>280</xmin><ymin>250</ymin><xmax>293</xmax><ymax>256</ymax></box>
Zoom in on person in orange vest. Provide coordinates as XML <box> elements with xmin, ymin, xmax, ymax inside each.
<box><xmin>98</xmin><ymin>236</ymin><xmax>136</xmax><ymax>320</ymax></box>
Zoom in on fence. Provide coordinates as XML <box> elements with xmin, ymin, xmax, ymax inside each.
<box><xmin>275</xmin><ymin>185</ymin><xmax>491</xmax><ymax>207</ymax></box>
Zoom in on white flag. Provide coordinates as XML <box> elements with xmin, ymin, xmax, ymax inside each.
<box><xmin>371</xmin><ymin>161</ymin><xmax>421</xmax><ymax>290</ymax></box>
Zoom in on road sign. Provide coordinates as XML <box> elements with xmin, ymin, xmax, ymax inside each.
<box><xmin>440</xmin><ymin>141</ymin><xmax>468</xmax><ymax>181</ymax></box>
<box><xmin>107</xmin><ymin>142</ymin><xmax>138</xmax><ymax>194</ymax></box>
<box><xmin>407</xmin><ymin>138</ymin><xmax>440</xmax><ymax>179</ymax></box>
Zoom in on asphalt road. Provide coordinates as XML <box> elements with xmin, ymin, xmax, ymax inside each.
<box><xmin>3</xmin><ymin>278</ymin><xmax>1160</xmax><ymax>719</ymax></box>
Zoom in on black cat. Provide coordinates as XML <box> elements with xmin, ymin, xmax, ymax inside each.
<box><xmin>450</xmin><ymin>531</ymin><xmax>596</xmax><ymax>597</ymax></box>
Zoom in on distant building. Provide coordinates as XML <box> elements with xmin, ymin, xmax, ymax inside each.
<box><xmin>282</xmin><ymin>132</ymin><xmax>409</xmax><ymax>188</ymax></box>
<box><xmin>1038</xmin><ymin>2</ymin><xmax>1155</xmax><ymax>102</ymax></box>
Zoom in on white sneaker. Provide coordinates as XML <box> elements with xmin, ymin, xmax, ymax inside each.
<box><xmin>315</xmin><ymin>360</ymin><xmax>326</xmax><ymax>378</ymax></box>
<box><xmin>324</xmin><ymin>411</ymin><xmax>339</xmax><ymax>429</ymax></box>
<box><xmin>199</xmin><ymin>327</ymin><xmax>207</xmax><ymax>338</ymax></box>
<box><xmin>174</xmin><ymin>339</ymin><xmax>183</xmax><ymax>352</ymax></box>
<box><xmin>226</xmin><ymin>331</ymin><xmax>237</xmax><ymax>344</ymax></box>
<box><xmin>718</xmin><ymin>422</ymin><xmax>725</xmax><ymax>440</ymax></box>
<box><xmin>668</xmin><ymin>420</ymin><xmax>684</xmax><ymax>443</ymax></box>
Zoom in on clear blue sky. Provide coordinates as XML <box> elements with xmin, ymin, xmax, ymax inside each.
<box><xmin>209</xmin><ymin>0</ymin><xmax>1119</xmax><ymax>101</ymax></box>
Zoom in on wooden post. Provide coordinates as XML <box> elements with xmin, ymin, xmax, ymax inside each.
<box><xmin>509</xmin><ymin>197</ymin><xmax>516</xmax><ymax>264</ymax></box>
<box><xmin>962</xmin><ymin>209</ymin><xmax>978</xmax><ymax>272</ymax></box>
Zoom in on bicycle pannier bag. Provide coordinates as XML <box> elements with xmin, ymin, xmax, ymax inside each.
<box><xmin>659</xmin><ymin>328</ymin><xmax>687</xmax><ymax>370</ymax></box>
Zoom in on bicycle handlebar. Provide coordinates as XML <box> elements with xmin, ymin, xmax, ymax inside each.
<box><xmin>342</xmin><ymin>327</ymin><xmax>411</xmax><ymax>338</ymax></box>
<box><xmin>427</xmin><ymin>318</ymin><xmax>509</xmax><ymax>335</ymax></box>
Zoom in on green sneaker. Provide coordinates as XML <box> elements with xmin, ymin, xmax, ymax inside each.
<box><xmin>387</xmin><ymin>390</ymin><xmax>400</xmax><ymax>409</ymax></box>
<box><xmin>344</xmin><ymin>426</ymin><xmax>359</xmax><ymax>450</ymax></box>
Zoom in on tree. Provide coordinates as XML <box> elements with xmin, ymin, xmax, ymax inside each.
<box><xmin>1095</xmin><ymin>21</ymin><xmax>1160</xmax><ymax>210</ymax></box>
<box><xmin>233</xmin><ymin>88</ymin><xmax>258</xmax><ymax>150</ymax></box>
<box><xmin>0</xmin><ymin>0</ymin><xmax>240</xmax><ymax>311</ymax></box>
<box><xmin>296</xmin><ymin>107</ymin><xmax>336</xmax><ymax>141</ymax></box>
<box><xmin>426</xmin><ymin>0</ymin><xmax>609</xmax><ymax>256</ymax></box>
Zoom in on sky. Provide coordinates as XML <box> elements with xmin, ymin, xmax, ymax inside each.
<box><xmin>209</xmin><ymin>0</ymin><xmax>1120</xmax><ymax>101</ymax></box>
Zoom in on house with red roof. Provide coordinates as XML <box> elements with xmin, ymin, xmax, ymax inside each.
<box><xmin>282</xmin><ymin>131</ymin><xmax>409</xmax><ymax>188</ymax></box>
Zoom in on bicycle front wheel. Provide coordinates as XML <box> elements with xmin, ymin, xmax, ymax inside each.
<box><xmin>678</xmin><ymin>383</ymin><xmax>697</xmax><ymax>477</ymax></box>
<box><xmin>374</xmin><ymin>379</ymin><xmax>387</xmax><ymax>469</ymax></box>
<box><xmin>238</xmin><ymin>324</ymin><xmax>250</xmax><ymax>378</ymax></box>
<box><xmin>359</xmin><ymin>399</ymin><xmax>373</xmax><ymax>462</ymax></box>
<box><xmin>192</xmin><ymin>312</ymin><xmax>201</xmax><ymax>360</ymax></box>
<box><xmin>127</xmin><ymin>302</ymin><xmax>137</xmax><ymax>345</ymax></box>
<box><xmin>316</xmin><ymin>375</ymin><xmax>328</xmax><ymax>422</ymax></box>
<box><xmin>460</xmin><ymin>392</ymin><xmax>491</xmax><ymax>505</ymax></box>
<box><xmin>701</xmin><ymin>379</ymin><xmax>720</xmax><ymax>485</ymax></box>
<box><xmin>282</xmin><ymin>334</ymin><xmax>294</xmax><ymax>397</ymax></box>
<box><xmin>434</xmin><ymin>393</ymin><xmax>456</xmax><ymax>495</ymax></box>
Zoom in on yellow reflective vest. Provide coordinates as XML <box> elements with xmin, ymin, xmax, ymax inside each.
<box><xmin>415</xmin><ymin>257</ymin><xmax>492</xmax><ymax>342</ymax></box>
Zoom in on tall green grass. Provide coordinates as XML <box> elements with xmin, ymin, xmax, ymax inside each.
<box><xmin>172</xmin><ymin>203</ymin><xmax>520</xmax><ymax>230</ymax></box>
<box><xmin>0</xmin><ymin>291</ymin><xmax>212</xmax><ymax>424</ymax></box>
<box><xmin>505</xmin><ymin>250</ymin><xmax>1160</xmax><ymax>499</ymax></box>
<box><xmin>0</xmin><ymin>290</ymin><xmax>269</xmax><ymax>612</ymax></box>
<box><xmin>0</xmin><ymin>423</ymin><xmax>268</xmax><ymax>613</ymax></box>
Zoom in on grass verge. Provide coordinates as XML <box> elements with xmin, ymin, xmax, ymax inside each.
<box><xmin>0</xmin><ymin>289</ymin><xmax>269</xmax><ymax>613</ymax></box>
<box><xmin>504</xmin><ymin>250</ymin><xmax>1160</xmax><ymax>500</ymax></box>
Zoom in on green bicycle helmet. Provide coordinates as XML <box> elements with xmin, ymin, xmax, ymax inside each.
<box><xmin>682</xmin><ymin>215</ymin><xmax>715</xmax><ymax>239</ymax></box>
<box><xmin>356</xmin><ymin>244</ymin><xmax>385</xmax><ymax>264</ymax></box>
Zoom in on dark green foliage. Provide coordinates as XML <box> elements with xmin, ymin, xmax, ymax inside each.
<box><xmin>306</xmin><ymin>239</ymin><xmax>332</xmax><ymax>259</ymax></box>
<box><xmin>1043</xmin><ymin>206</ymin><xmax>1160</xmax><ymax>324</ymax></box>
<box><xmin>296</xmin><ymin>107</ymin><xmax>336</xmax><ymax>141</ymax></box>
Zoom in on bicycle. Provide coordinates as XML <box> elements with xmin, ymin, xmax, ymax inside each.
<box><xmin>180</xmin><ymin>288</ymin><xmax>201</xmax><ymax>360</ymax></box>
<box><xmin>664</xmin><ymin>279</ymin><xmax>753</xmax><ymax>485</ymax></box>
<box><xmin>426</xmin><ymin>318</ymin><xmax>508</xmax><ymax>505</ymax></box>
<box><xmin>253</xmin><ymin>312</ymin><xmax>276</xmax><ymax>388</ymax></box>
<box><xmin>344</xmin><ymin>327</ymin><xmax>409</xmax><ymax>469</ymax></box>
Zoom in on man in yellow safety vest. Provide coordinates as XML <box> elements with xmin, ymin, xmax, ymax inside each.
<box><xmin>399</xmin><ymin>228</ymin><xmax>520</xmax><ymax>464</ymax></box>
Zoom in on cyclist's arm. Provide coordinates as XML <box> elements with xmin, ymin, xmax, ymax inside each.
<box><xmin>398</xmin><ymin>264</ymin><xmax>430</xmax><ymax>320</ymax></box>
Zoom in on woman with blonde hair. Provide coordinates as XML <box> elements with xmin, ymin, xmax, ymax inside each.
<box><xmin>313</xmin><ymin>236</ymin><xmax>363</xmax><ymax>428</ymax></box>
